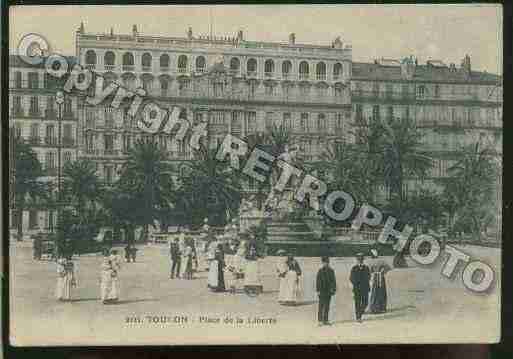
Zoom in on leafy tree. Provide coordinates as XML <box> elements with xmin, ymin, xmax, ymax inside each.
<box><xmin>314</xmin><ymin>140</ymin><xmax>379</xmax><ymax>214</ymax></box>
<box><xmin>442</xmin><ymin>142</ymin><xmax>499</xmax><ymax>240</ymax></box>
<box><xmin>378</xmin><ymin>117</ymin><xmax>433</xmax><ymax>202</ymax></box>
<box><xmin>180</xmin><ymin>143</ymin><xmax>242</xmax><ymax>228</ymax></box>
<box><xmin>11</xmin><ymin>133</ymin><xmax>47</xmax><ymax>240</ymax></box>
<box><xmin>62</xmin><ymin>159</ymin><xmax>103</xmax><ymax>216</ymax></box>
<box><xmin>116</xmin><ymin>138</ymin><xmax>176</xmax><ymax>240</ymax></box>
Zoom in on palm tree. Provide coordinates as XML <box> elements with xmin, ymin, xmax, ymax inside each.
<box><xmin>63</xmin><ymin>159</ymin><xmax>103</xmax><ymax>216</ymax></box>
<box><xmin>443</xmin><ymin>142</ymin><xmax>499</xmax><ymax>240</ymax></box>
<box><xmin>117</xmin><ymin>138</ymin><xmax>176</xmax><ymax>240</ymax></box>
<box><xmin>180</xmin><ymin>143</ymin><xmax>242</xmax><ymax>228</ymax></box>
<box><xmin>11</xmin><ymin>134</ymin><xmax>46</xmax><ymax>240</ymax></box>
<box><xmin>378</xmin><ymin>117</ymin><xmax>432</xmax><ymax>202</ymax></box>
<box><xmin>314</xmin><ymin>140</ymin><xmax>378</xmax><ymax>209</ymax></box>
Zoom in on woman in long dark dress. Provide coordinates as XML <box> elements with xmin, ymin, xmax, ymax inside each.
<box><xmin>369</xmin><ymin>249</ymin><xmax>391</xmax><ymax>314</ymax></box>
<box><xmin>208</xmin><ymin>243</ymin><xmax>226</xmax><ymax>292</ymax></box>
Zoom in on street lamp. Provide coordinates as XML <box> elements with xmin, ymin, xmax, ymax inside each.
<box><xmin>55</xmin><ymin>91</ymin><xmax>64</xmax><ymax>240</ymax></box>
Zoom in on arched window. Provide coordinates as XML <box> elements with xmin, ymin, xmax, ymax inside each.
<box><xmin>247</xmin><ymin>58</ymin><xmax>257</xmax><ymax>75</ymax></box>
<box><xmin>195</xmin><ymin>56</ymin><xmax>206</xmax><ymax>72</ymax></box>
<box><xmin>282</xmin><ymin>60</ymin><xmax>292</xmax><ymax>79</ymax></box>
<box><xmin>230</xmin><ymin>58</ymin><xmax>240</xmax><ymax>71</ymax></box>
<box><xmin>333</xmin><ymin>62</ymin><xmax>342</xmax><ymax>80</ymax></box>
<box><xmin>177</xmin><ymin>55</ymin><xmax>188</xmax><ymax>73</ymax></box>
<box><xmin>85</xmin><ymin>50</ymin><xmax>97</xmax><ymax>69</ymax></box>
<box><xmin>104</xmin><ymin>51</ymin><xmax>115</xmax><ymax>69</ymax></box>
<box><xmin>160</xmin><ymin>54</ymin><xmax>170</xmax><ymax>69</ymax></box>
<box><xmin>122</xmin><ymin>52</ymin><xmax>134</xmax><ymax>71</ymax></box>
<box><xmin>141</xmin><ymin>53</ymin><xmax>152</xmax><ymax>70</ymax></box>
<box><xmin>264</xmin><ymin>59</ymin><xmax>274</xmax><ymax>76</ymax></box>
<box><xmin>299</xmin><ymin>61</ymin><xmax>309</xmax><ymax>80</ymax></box>
<box><xmin>316</xmin><ymin>62</ymin><xmax>326</xmax><ymax>80</ymax></box>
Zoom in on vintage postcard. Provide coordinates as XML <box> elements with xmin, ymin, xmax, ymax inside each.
<box><xmin>8</xmin><ymin>4</ymin><xmax>502</xmax><ymax>345</ymax></box>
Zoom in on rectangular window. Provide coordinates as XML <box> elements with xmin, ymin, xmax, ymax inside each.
<box><xmin>123</xmin><ymin>134</ymin><xmax>132</xmax><ymax>153</ymax></box>
<box><xmin>372</xmin><ymin>105</ymin><xmax>380</xmax><ymax>123</ymax></box>
<box><xmin>105</xmin><ymin>107</ymin><xmax>114</xmax><ymax>128</ymax></box>
<box><xmin>372</xmin><ymin>82</ymin><xmax>380</xmax><ymax>97</ymax></box>
<box><xmin>300</xmin><ymin>113</ymin><xmax>309</xmax><ymax>132</ymax></box>
<box><xmin>105</xmin><ymin>166</ymin><xmax>113</xmax><ymax>184</ymax></box>
<box><xmin>29</xmin><ymin>97</ymin><xmax>39</xmax><ymax>116</ymax></box>
<box><xmin>247</xmin><ymin>112</ymin><xmax>257</xmax><ymax>133</ymax></box>
<box><xmin>265</xmin><ymin>112</ymin><xmax>274</xmax><ymax>131</ymax></box>
<box><xmin>401</xmin><ymin>83</ymin><xmax>409</xmax><ymax>98</ymax></box>
<box><xmin>14</xmin><ymin>72</ymin><xmax>22</xmax><ymax>88</ymax></box>
<box><xmin>29</xmin><ymin>210</ymin><xmax>38</xmax><ymax>229</ymax></box>
<box><xmin>104</xmin><ymin>134</ymin><xmax>114</xmax><ymax>153</ymax></box>
<box><xmin>28</xmin><ymin>72</ymin><xmax>39</xmax><ymax>89</ymax></box>
<box><xmin>283</xmin><ymin>112</ymin><xmax>291</xmax><ymax>130</ymax></box>
<box><xmin>435</xmin><ymin>85</ymin><xmax>440</xmax><ymax>98</ymax></box>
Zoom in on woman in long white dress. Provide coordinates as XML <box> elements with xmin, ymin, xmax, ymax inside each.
<box><xmin>278</xmin><ymin>256</ymin><xmax>302</xmax><ymax>305</ymax></box>
<box><xmin>227</xmin><ymin>241</ymin><xmax>246</xmax><ymax>294</ymax></box>
<box><xmin>243</xmin><ymin>243</ymin><xmax>263</xmax><ymax>295</ymax></box>
<box><xmin>56</xmin><ymin>257</ymin><xmax>76</xmax><ymax>301</ymax></box>
<box><xmin>100</xmin><ymin>250</ymin><xmax>121</xmax><ymax>304</ymax></box>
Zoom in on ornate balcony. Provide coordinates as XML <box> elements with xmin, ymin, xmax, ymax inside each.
<box><xmin>45</xmin><ymin>136</ymin><xmax>57</xmax><ymax>146</ymax></box>
<box><xmin>104</xmin><ymin>65</ymin><xmax>116</xmax><ymax>71</ymax></box>
<box><xmin>122</xmin><ymin>65</ymin><xmax>135</xmax><ymax>72</ymax></box>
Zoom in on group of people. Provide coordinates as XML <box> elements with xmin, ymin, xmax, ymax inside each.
<box><xmin>169</xmin><ymin>234</ymin><xmax>199</xmax><ymax>280</ymax></box>
<box><xmin>206</xmin><ymin>233</ymin><xmax>264</xmax><ymax>295</ymax></box>
<box><xmin>53</xmin><ymin>227</ymin><xmax>391</xmax><ymax>325</ymax></box>
<box><xmin>55</xmin><ymin>248</ymin><xmax>122</xmax><ymax>304</ymax></box>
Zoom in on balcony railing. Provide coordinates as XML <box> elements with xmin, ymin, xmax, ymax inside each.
<box><xmin>142</xmin><ymin>66</ymin><xmax>152</xmax><ymax>72</ymax></box>
<box><xmin>11</xmin><ymin>107</ymin><xmax>24</xmax><ymax>117</ymax></box>
<box><xmin>85</xmin><ymin>64</ymin><xmax>96</xmax><ymax>70</ymax></box>
<box><xmin>229</xmin><ymin>69</ymin><xmax>240</xmax><ymax>77</ymax></box>
<box><xmin>177</xmin><ymin>67</ymin><xmax>188</xmax><ymax>74</ymax></box>
<box><xmin>104</xmin><ymin>64</ymin><xmax>115</xmax><ymax>71</ymax></box>
<box><xmin>333</xmin><ymin>74</ymin><xmax>341</xmax><ymax>81</ymax></box>
<box><xmin>104</xmin><ymin>149</ymin><xmax>120</xmax><ymax>156</ymax></box>
<box><xmin>282</xmin><ymin>73</ymin><xmax>291</xmax><ymax>80</ymax></box>
<box><xmin>160</xmin><ymin>66</ymin><xmax>170</xmax><ymax>72</ymax></box>
<box><xmin>196</xmin><ymin>68</ymin><xmax>205</xmax><ymax>74</ymax></box>
<box><xmin>28</xmin><ymin>109</ymin><xmax>42</xmax><ymax>117</ymax></box>
<box><xmin>62</xmin><ymin>111</ymin><xmax>75</xmax><ymax>120</ymax></box>
<box><xmin>316</xmin><ymin>74</ymin><xmax>327</xmax><ymax>81</ymax></box>
<box><xmin>299</xmin><ymin>73</ymin><xmax>309</xmax><ymax>80</ymax></box>
<box><xmin>45</xmin><ymin>136</ymin><xmax>57</xmax><ymax>146</ymax></box>
<box><xmin>45</xmin><ymin>109</ymin><xmax>56</xmax><ymax>119</ymax></box>
<box><xmin>122</xmin><ymin>65</ymin><xmax>135</xmax><ymax>72</ymax></box>
<box><xmin>29</xmin><ymin>136</ymin><xmax>41</xmax><ymax>145</ymax></box>
<box><xmin>62</xmin><ymin>137</ymin><xmax>75</xmax><ymax>147</ymax></box>
<box><xmin>264</xmin><ymin>72</ymin><xmax>274</xmax><ymax>78</ymax></box>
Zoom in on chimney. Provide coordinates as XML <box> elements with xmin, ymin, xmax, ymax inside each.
<box><xmin>77</xmin><ymin>21</ymin><xmax>85</xmax><ymax>34</ymax></box>
<box><xmin>237</xmin><ymin>30</ymin><xmax>244</xmax><ymax>41</ymax></box>
<box><xmin>110</xmin><ymin>27</ymin><xmax>114</xmax><ymax>36</ymax></box>
<box><xmin>461</xmin><ymin>54</ymin><xmax>471</xmax><ymax>74</ymax></box>
<box><xmin>132</xmin><ymin>24</ymin><xmax>138</xmax><ymax>37</ymax></box>
<box><xmin>187</xmin><ymin>27</ymin><xmax>193</xmax><ymax>40</ymax></box>
<box><xmin>289</xmin><ymin>33</ymin><xmax>296</xmax><ymax>45</ymax></box>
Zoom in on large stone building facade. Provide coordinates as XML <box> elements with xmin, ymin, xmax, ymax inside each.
<box><xmin>75</xmin><ymin>24</ymin><xmax>352</xmax><ymax>187</ymax></box>
<box><xmin>9</xmin><ymin>23</ymin><xmax>502</xmax><ymax>235</ymax></box>
<box><xmin>350</xmin><ymin>56</ymin><xmax>502</xmax><ymax>203</ymax></box>
<box><xmin>9</xmin><ymin>55</ymin><xmax>80</xmax><ymax>234</ymax></box>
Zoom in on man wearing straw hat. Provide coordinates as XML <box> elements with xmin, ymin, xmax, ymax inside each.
<box><xmin>350</xmin><ymin>252</ymin><xmax>371</xmax><ymax>323</ymax></box>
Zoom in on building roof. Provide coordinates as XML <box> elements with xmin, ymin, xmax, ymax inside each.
<box><xmin>9</xmin><ymin>54</ymin><xmax>77</xmax><ymax>69</ymax></box>
<box><xmin>352</xmin><ymin>61</ymin><xmax>501</xmax><ymax>85</ymax></box>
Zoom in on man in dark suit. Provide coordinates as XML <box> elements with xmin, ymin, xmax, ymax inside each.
<box><xmin>316</xmin><ymin>256</ymin><xmax>337</xmax><ymax>326</ymax></box>
<box><xmin>170</xmin><ymin>238</ymin><xmax>181</xmax><ymax>279</ymax></box>
<box><xmin>350</xmin><ymin>252</ymin><xmax>371</xmax><ymax>322</ymax></box>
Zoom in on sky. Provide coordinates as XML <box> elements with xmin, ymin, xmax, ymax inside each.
<box><xmin>9</xmin><ymin>4</ymin><xmax>503</xmax><ymax>74</ymax></box>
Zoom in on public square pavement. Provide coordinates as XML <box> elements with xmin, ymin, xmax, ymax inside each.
<box><xmin>9</xmin><ymin>242</ymin><xmax>500</xmax><ymax>345</ymax></box>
